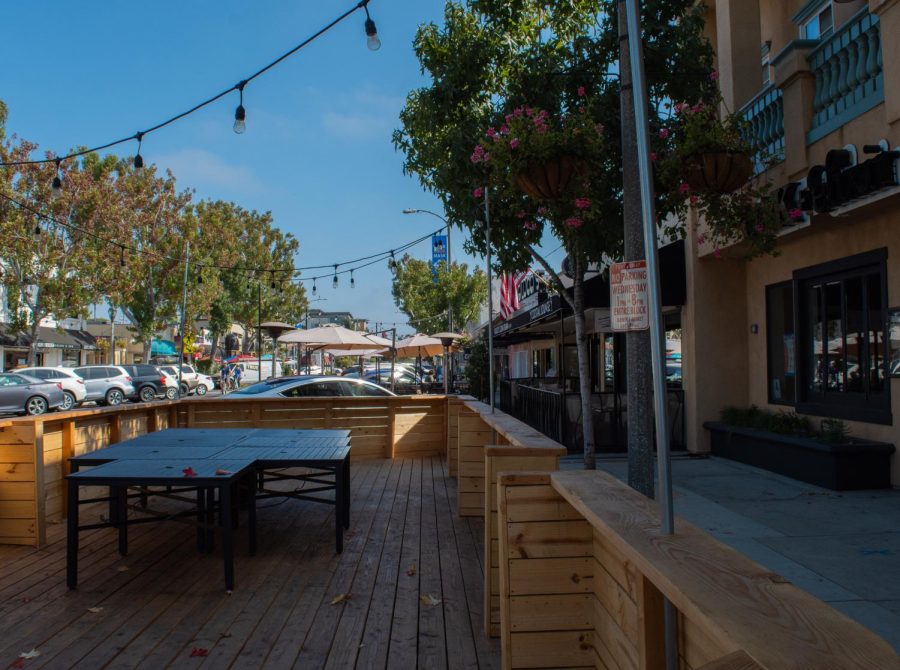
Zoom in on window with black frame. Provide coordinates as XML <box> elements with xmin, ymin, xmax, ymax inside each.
<box><xmin>766</xmin><ymin>282</ymin><xmax>796</xmax><ymax>403</ymax></box>
<box><xmin>795</xmin><ymin>250</ymin><xmax>889</xmax><ymax>423</ymax></box>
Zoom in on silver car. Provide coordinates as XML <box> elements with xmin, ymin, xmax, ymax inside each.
<box><xmin>225</xmin><ymin>375</ymin><xmax>396</xmax><ymax>398</ymax></box>
<box><xmin>0</xmin><ymin>372</ymin><xmax>65</xmax><ymax>415</ymax></box>
<box><xmin>72</xmin><ymin>365</ymin><xmax>136</xmax><ymax>406</ymax></box>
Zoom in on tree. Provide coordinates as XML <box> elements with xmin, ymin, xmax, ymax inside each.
<box><xmin>391</xmin><ymin>254</ymin><xmax>487</xmax><ymax>333</ymax></box>
<box><xmin>395</xmin><ymin>1</ymin><xmax>714</xmax><ymax>474</ymax></box>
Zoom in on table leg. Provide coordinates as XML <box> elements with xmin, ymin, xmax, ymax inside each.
<box><xmin>66</xmin><ymin>480</ymin><xmax>79</xmax><ymax>589</ymax></box>
<box><xmin>205</xmin><ymin>488</ymin><xmax>215</xmax><ymax>553</ymax></box>
<box><xmin>248</xmin><ymin>475</ymin><xmax>257</xmax><ymax>556</ymax></box>
<box><xmin>221</xmin><ymin>484</ymin><xmax>234</xmax><ymax>592</ymax></box>
<box><xmin>334</xmin><ymin>464</ymin><xmax>344</xmax><ymax>555</ymax></box>
<box><xmin>343</xmin><ymin>457</ymin><xmax>350</xmax><ymax>529</ymax></box>
<box><xmin>116</xmin><ymin>487</ymin><xmax>128</xmax><ymax>556</ymax></box>
<box><xmin>196</xmin><ymin>487</ymin><xmax>206</xmax><ymax>552</ymax></box>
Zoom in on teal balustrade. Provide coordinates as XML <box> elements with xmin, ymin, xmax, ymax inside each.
<box><xmin>741</xmin><ymin>85</ymin><xmax>785</xmax><ymax>171</ymax></box>
<box><xmin>807</xmin><ymin>8</ymin><xmax>883</xmax><ymax>145</ymax></box>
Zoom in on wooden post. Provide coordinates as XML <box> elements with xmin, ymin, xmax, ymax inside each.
<box><xmin>33</xmin><ymin>421</ymin><xmax>46</xmax><ymax>547</ymax></box>
<box><xmin>637</xmin><ymin>574</ymin><xmax>666</xmax><ymax>670</ymax></box>
<box><xmin>168</xmin><ymin>404</ymin><xmax>178</xmax><ymax>429</ymax></box>
<box><xmin>147</xmin><ymin>408</ymin><xmax>159</xmax><ymax>434</ymax></box>
<box><xmin>61</xmin><ymin>420</ymin><xmax>75</xmax><ymax>518</ymax></box>
<box><xmin>109</xmin><ymin>414</ymin><xmax>122</xmax><ymax>445</ymax></box>
<box><xmin>186</xmin><ymin>403</ymin><xmax>196</xmax><ymax>428</ymax></box>
<box><xmin>387</xmin><ymin>403</ymin><xmax>397</xmax><ymax>459</ymax></box>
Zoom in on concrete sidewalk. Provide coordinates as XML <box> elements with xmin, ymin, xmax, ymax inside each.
<box><xmin>568</xmin><ymin>454</ymin><xmax>900</xmax><ymax>652</ymax></box>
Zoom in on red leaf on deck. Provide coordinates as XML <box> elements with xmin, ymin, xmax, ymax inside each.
<box><xmin>12</xmin><ymin>659</ymin><xmax>25</xmax><ymax>669</ymax></box>
<box><xmin>182</xmin><ymin>467</ymin><xmax>198</xmax><ymax>478</ymax></box>
<box><xmin>189</xmin><ymin>647</ymin><xmax>209</xmax><ymax>657</ymax></box>
<box><xmin>215</xmin><ymin>469</ymin><xmax>232</xmax><ymax>476</ymax></box>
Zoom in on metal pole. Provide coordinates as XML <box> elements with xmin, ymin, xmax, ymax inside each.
<box><xmin>390</xmin><ymin>327</ymin><xmax>396</xmax><ymax>393</ymax></box>
<box><xmin>624</xmin><ymin>1</ymin><xmax>676</xmax><ymax>667</ymax></box>
<box><xmin>446</xmin><ymin>222</ymin><xmax>454</xmax><ymax>391</ymax></box>
<box><xmin>443</xmin><ymin>346</ymin><xmax>449</xmax><ymax>395</ymax></box>
<box><xmin>257</xmin><ymin>282</ymin><xmax>262</xmax><ymax>381</ymax></box>
<box><xmin>177</xmin><ymin>241</ymin><xmax>190</xmax><ymax>397</ymax></box>
<box><xmin>484</xmin><ymin>187</ymin><xmax>495</xmax><ymax>413</ymax></box>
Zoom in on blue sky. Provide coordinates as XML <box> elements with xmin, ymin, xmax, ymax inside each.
<box><xmin>3</xmin><ymin>0</ymin><xmax>564</xmax><ymax>329</ymax></box>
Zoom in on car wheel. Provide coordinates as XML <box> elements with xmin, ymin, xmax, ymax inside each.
<box><xmin>195</xmin><ymin>384</ymin><xmax>207</xmax><ymax>396</ymax></box>
<box><xmin>60</xmin><ymin>391</ymin><xmax>76</xmax><ymax>412</ymax></box>
<box><xmin>105</xmin><ymin>388</ymin><xmax>125</xmax><ymax>406</ymax></box>
<box><xmin>25</xmin><ymin>396</ymin><xmax>48</xmax><ymax>415</ymax></box>
<box><xmin>165</xmin><ymin>387</ymin><xmax>177</xmax><ymax>400</ymax></box>
<box><xmin>139</xmin><ymin>386</ymin><xmax>156</xmax><ymax>403</ymax></box>
<box><xmin>180</xmin><ymin>383</ymin><xmax>190</xmax><ymax>396</ymax></box>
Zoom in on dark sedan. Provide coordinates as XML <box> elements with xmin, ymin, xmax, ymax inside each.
<box><xmin>0</xmin><ymin>372</ymin><xmax>66</xmax><ymax>415</ymax></box>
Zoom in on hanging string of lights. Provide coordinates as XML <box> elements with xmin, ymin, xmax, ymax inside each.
<box><xmin>0</xmin><ymin>0</ymin><xmax>380</xmax><ymax>189</ymax></box>
<box><xmin>0</xmin><ymin>190</ymin><xmax>443</xmax><ymax>289</ymax></box>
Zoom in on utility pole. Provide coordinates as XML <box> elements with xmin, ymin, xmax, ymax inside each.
<box><xmin>484</xmin><ymin>188</ymin><xmax>495</xmax><ymax>414</ymax></box>
<box><xmin>257</xmin><ymin>281</ymin><xmax>262</xmax><ymax>382</ymax></box>
<box><xmin>177</xmin><ymin>241</ymin><xmax>190</xmax><ymax>397</ymax></box>
<box><xmin>618</xmin><ymin>0</ymin><xmax>655</xmax><ymax>497</ymax></box>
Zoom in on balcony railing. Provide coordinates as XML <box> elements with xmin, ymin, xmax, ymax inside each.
<box><xmin>741</xmin><ymin>84</ymin><xmax>784</xmax><ymax>170</ymax></box>
<box><xmin>808</xmin><ymin>8</ymin><xmax>883</xmax><ymax>144</ymax></box>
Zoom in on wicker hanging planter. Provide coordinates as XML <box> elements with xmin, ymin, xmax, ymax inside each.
<box><xmin>684</xmin><ymin>151</ymin><xmax>753</xmax><ymax>194</ymax></box>
<box><xmin>513</xmin><ymin>155</ymin><xmax>584</xmax><ymax>201</ymax></box>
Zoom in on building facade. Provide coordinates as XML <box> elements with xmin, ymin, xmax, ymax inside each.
<box><xmin>686</xmin><ymin>0</ymin><xmax>900</xmax><ymax>485</ymax></box>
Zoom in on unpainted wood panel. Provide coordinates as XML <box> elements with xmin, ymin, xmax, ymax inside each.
<box><xmin>507</xmin><ymin>520</ymin><xmax>592</xmax><ymax>559</ymax></box>
<box><xmin>509</xmin><ymin>594</ymin><xmax>593</xmax><ymax>632</ymax></box>
<box><xmin>509</xmin><ymin>630</ymin><xmax>596</xmax><ymax>669</ymax></box>
<box><xmin>508</xmin><ymin>557</ymin><xmax>595</xmax><ymax>596</ymax></box>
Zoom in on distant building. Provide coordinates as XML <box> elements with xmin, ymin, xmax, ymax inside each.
<box><xmin>304</xmin><ymin>309</ymin><xmax>368</xmax><ymax>331</ymax></box>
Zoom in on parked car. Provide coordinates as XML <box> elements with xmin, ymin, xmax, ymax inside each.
<box><xmin>158</xmin><ymin>365</ymin><xmax>200</xmax><ymax>396</ymax></box>
<box><xmin>224</xmin><ymin>375</ymin><xmax>396</xmax><ymax>399</ymax></box>
<box><xmin>195</xmin><ymin>374</ymin><xmax>214</xmax><ymax>396</ymax></box>
<box><xmin>345</xmin><ymin>368</ymin><xmax>423</xmax><ymax>394</ymax></box>
<box><xmin>71</xmin><ymin>365</ymin><xmax>136</xmax><ymax>406</ymax></box>
<box><xmin>159</xmin><ymin>369</ymin><xmax>179</xmax><ymax>399</ymax></box>
<box><xmin>0</xmin><ymin>372</ymin><xmax>65</xmax><ymax>415</ymax></box>
<box><xmin>15</xmin><ymin>366</ymin><xmax>86</xmax><ymax>411</ymax></box>
<box><xmin>120</xmin><ymin>364</ymin><xmax>169</xmax><ymax>402</ymax></box>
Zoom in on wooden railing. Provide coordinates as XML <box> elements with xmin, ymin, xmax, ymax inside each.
<box><xmin>0</xmin><ymin>395</ymin><xmax>448</xmax><ymax>547</ymax></box>
<box><xmin>807</xmin><ymin>8</ymin><xmax>883</xmax><ymax>144</ymax></box>
<box><xmin>496</xmin><ymin>470</ymin><xmax>898</xmax><ymax>669</ymax></box>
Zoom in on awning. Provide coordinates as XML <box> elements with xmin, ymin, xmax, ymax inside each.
<box><xmin>151</xmin><ymin>340</ymin><xmax>179</xmax><ymax>357</ymax></box>
<box><xmin>0</xmin><ymin>326</ymin><xmax>99</xmax><ymax>351</ymax></box>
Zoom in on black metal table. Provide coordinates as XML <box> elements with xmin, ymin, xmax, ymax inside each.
<box><xmin>67</xmin><ymin>459</ymin><xmax>255</xmax><ymax>591</ymax></box>
<box><xmin>65</xmin><ymin>428</ymin><xmax>352</xmax><ymax>592</ymax></box>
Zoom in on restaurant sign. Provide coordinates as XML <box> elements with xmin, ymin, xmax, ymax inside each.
<box><xmin>610</xmin><ymin>260</ymin><xmax>649</xmax><ymax>332</ymax></box>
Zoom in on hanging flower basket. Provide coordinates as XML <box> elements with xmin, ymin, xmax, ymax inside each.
<box><xmin>684</xmin><ymin>151</ymin><xmax>752</xmax><ymax>194</ymax></box>
<box><xmin>513</xmin><ymin>155</ymin><xmax>584</xmax><ymax>201</ymax></box>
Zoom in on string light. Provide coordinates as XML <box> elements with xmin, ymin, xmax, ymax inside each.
<box><xmin>233</xmin><ymin>82</ymin><xmax>247</xmax><ymax>134</ymax></box>
<box><xmin>133</xmin><ymin>133</ymin><xmax>144</xmax><ymax>170</ymax></box>
<box><xmin>51</xmin><ymin>159</ymin><xmax>62</xmax><ymax>199</ymax></box>
<box><xmin>312</xmin><ymin>278</ymin><xmax>317</xmax><ymax>296</ymax></box>
<box><xmin>350</xmin><ymin>269</ymin><xmax>355</xmax><ymax>288</ymax></box>
<box><xmin>388</xmin><ymin>250</ymin><xmax>396</xmax><ymax>271</ymax></box>
<box><xmin>332</xmin><ymin>265</ymin><xmax>339</xmax><ymax>289</ymax></box>
<box><xmin>363</xmin><ymin>3</ymin><xmax>381</xmax><ymax>51</ymax></box>
<box><xmin>0</xmin><ymin>1</ymin><xmax>379</xmax><ymax>168</ymax></box>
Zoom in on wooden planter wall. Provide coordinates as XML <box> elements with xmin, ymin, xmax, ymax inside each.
<box><xmin>0</xmin><ymin>396</ymin><xmax>449</xmax><ymax>547</ymax></box>
<box><xmin>496</xmin><ymin>470</ymin><xmax>899</xmax><ymax>670</ymax></box>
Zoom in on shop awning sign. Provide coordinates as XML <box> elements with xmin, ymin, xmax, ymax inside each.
<box><xmin>610</xmin><ymin>260</ymin><xmax>649</xmax><ymax>331</ymax></box>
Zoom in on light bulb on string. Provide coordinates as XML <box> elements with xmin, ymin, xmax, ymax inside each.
<box><xmin>350</xmin><ymin>270</ymin><xmax>355</xmax><ymax>289</ymax></box>
<box><xmin>388</xmin><ymin>250</ymin><xmax>396</xmax><ymax>271</ymax></box>
<box><xmin>312</xmin><ymin>279</ymin><xmax>317</xmax><ymax>296</ymax></box>
<box><xmin>234</xmin><ymin>82</ymin><xmax>247</xmax><ymax>134</ymax></box>
<box><xmin>332</xmin><ymin>265</ymin><xmax>339</xmax><ymax>289</ymax></box>
<box><xmin>133</xmin><ymin>133</ymin><xmax>144</xmax><ymax>170</ymax></box>
<box><xmin>363</xmin><ymin>5</ymin><xmax>381</xmax><ymax>51</ymax></box>
<box><xmin>51</xmin><ymin>159</ymin><xmax>62</xmax><ymax>200</ymax></box>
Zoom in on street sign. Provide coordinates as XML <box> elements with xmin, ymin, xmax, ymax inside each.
<box><xmin>431</xmin><ymin>234</ymin><xmax>447</xmax><ymax>283</ymax></box>
<box><xmin>610</xmin><ymin>260</ymin><xmax>649</xmax><ymax>331</ymax></box>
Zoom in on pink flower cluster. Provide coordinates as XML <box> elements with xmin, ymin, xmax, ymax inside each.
<box><xmin>473</xmin><ymin>187</ymin><xmax>484</xmax><ymax>198</ymax></box>
<box><xmin>577</xmin><ymin>86</ymin><xmax>586</xmax><ymax>97</ymax></box>
<box><xmin>788</xmin><ymin>208</ymin><xmax>804</xmax><ymax>220</ymax></box>
<box><xmin>509</xmin><ymin>138</ymin><xmax>519</xmax><ymax>150</ymax></box>
<box><xmin>536</xmin><ymin>207</ymin><xmax>549</xmax><ymax>217</ymax></box>
<box><xmin>658</xmin><ymin>128</ymin><xmax>670</xmax><ymax>140</ymax></box>
<box><xmin>575</xmin><ymin>198</ymin><xmax>591</xmax><ymax>210</ymax></box>
<box><xmin>678</xmin><ymin>182</ymin><xmax>690</xmax><ymax>194</ymax></box>
<box><xmin>564</xmin><ymin>217</ymin><xmax>583</xmax><ymax>229</ymax></box>
<box><xmin>523</xmin><ymin>221</ymin><xmax>539</xmax><ymax>231</ymax></box>
<box><xmin>470</xmin><ymin>145</ymin><xmax>490</xmax><ymax>164</ymax></box>
<box><xmin>753</xmin><ymin>223</ymin><xmax>765</xmax><ymax>233</ymax></box>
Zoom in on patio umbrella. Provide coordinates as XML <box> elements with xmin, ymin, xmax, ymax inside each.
<box><xmin>430</xmin><ymin>332</ymin><xmax>465</xmax><ymax>395</ymax></box>
<box><xmin>393</xmin><ymin>334</ymin><xmax>445</xmax><ymax>358</ymax></box>
<box><xmin>279</xmin><ymin>324</ymin><xmax>380</xmax><ymax>374</ymax></box>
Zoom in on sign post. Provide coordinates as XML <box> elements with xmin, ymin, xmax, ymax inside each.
<box><xmin>609</xmin><ymin>260</ymin><xmax>649</xmax><ymax>332</ymax></box>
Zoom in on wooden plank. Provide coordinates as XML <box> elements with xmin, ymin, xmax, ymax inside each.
<box><xmin>0</xmin><ymin>445</ymin><xmax>35</xmax><ymax>462</ymax></box>
<box><xmin>594</xmin><ymin>558</ymin><xmax>639</xmax><ymax>645</ymax></box>
<box><xmin>503</xmin><ymin>484</ymin><xmax>578</xmax><ymax>522</ymax></box>
<box><xmin>637</xmin><ymin>574</ymin><xmax>665</xmax><ymax>670</ymax></box>
<box><xmin>417</xmin><ymin>457</ymin><xmax>447</xmax><ymax>670</ymax></box>
<box><xmin>509</xmin><ymin>594</ymin><xmax>593</xmax><ymax>632</ymax></box>
<box><xmin>0</xmin><ymin>501</ymin><xmax>35</xmax><ymax>518</ymax></box>
<box><xmin>696</xmin><ymin>650</ymin><xmax>764</xmax><ymax>670</ymax></box>
<box><xmin>508</xmin><ymin>630</ymin><xmax>595</xmax><ymax>669</ymax></box>
<box><xmin>506</xmin><ymin>520</ymin><xmax>592</xmax><ymax>559</ymax></box>
<box><xmin>594</xmin><ymin>528</ymin><xmax>639</xmax><ymax>601</ymax></box>
<box><xmin>508</xmin><ymin>557</ymin><xmax>594</xmax><ymax>595</ymax></box>
<box><xmin>595</xmin><ymin>595</ymin><xmax>639</xmax><ymax>670</ymax></box>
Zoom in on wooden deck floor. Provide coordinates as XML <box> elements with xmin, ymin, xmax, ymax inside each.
<box><xmin>0</xmin><ymin>457</ymin><xmax>499</xmax><ymax>669</ymax></box>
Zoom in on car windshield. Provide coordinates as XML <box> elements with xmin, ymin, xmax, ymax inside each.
<box><xmin>230</xmin><ymin>379</ymin><xmax>295</xmax><ymax>395</ymax></box>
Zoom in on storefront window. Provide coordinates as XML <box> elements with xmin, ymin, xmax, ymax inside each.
<box><xmin>766</xmin><ymin>282</ymin><xmax>796</xmax><ymax>403</ymax></box>
<box><xmin>796</xmin><ymin>250</ymin><xmax>889</xmax><ymax>423</ymax></box>
<box><xmin>62</xmin><ymin>349</ymin><xmax>80</xmax><ymax>367</ymax></box>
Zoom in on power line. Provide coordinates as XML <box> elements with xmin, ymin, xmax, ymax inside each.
<box><xmin>0</xmin><ymin>0</ymin><xmax>379</xmax><ymax>169</ymax></box>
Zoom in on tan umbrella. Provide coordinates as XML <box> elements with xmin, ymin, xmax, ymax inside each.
<box><xmin>278</xmin><ymin>324</ymin><xmax>378</xmax><ymax>350</ymax></box>
<box><xmin>393</xmin><ymin>333</ymin><xmax>445</xmax><ymax>358</ymax></box>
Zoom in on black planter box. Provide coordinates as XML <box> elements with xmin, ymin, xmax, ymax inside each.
<box><xmin>704</xmin><ymin>422</ymin><xmax>895</xmax><ymax>490</ymax></box>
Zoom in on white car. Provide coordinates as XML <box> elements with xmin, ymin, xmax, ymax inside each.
<box><xmin>15</xmin><ymin>366</ymin><xmax>86</xmax><ymax>411</ymax></box>
<box><xmin>159</xmin><ymin>369</ymin><xmax>180</xmax><ymax>400</ymax></box>
<box><xmin>195</xmin><ymin>374</ymin><xmax>214</xmax><ymax>396</ymax></box>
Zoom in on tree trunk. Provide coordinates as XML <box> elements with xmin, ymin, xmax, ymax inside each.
<box><xmin>27</xmin><ymin>321</ymin><xmax>40</xmax><ymax>366</ymax></box>
<box><xmin>142</xmin><ymin>340</ymin><xmax>152</xmax><ymax>364</ymax></box>
<box><xmin>619</xmin><ymin>0</ymin><xmax>655</xmax><ymax>498</ymax></box>
<box><xmin>571</xmin><ymin>253</ymin><xmax>596</xmax><ymax>470</ymax></box>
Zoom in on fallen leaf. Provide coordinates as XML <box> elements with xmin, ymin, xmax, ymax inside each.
<box><xmin>215</xmin><ymin>469</ymin><xmax>232</xmax><ymax>476</ymax></box>
<box><xmin>19</xmin><ymin>649</ymin><xmax>41</xmax><ymax>660</ymax></box>
<box><xmin>420</xmin><ymin>594</ymin><xmax>442</xmax><ymax>607</ymax></box>
<box><xmin>182</xmin><ymin>467</ymin><xmax>198</xmax><ymax>478</ymax></box>
<box><xmin>116</xmin><ymin>566</ymin><xmax>129</xmax><ymax>572</ymax></box>
<box><xmin>189</xmin><ymin>647</ymin><xmax>209</xmax><ymax>657</ymax></box>
<box><xmin>12</xmin><ymin>659</ymin><xmax>25</xmax><ymax>669</ymax></box>
<box><xmin>87</xmin><ymin>607</ymin><xmax>103</xmax><ymax>614</ymax></box>
<box><xmin>330</xmin><ymin>592</ymin><xmax>352</xmax><ymax>605</ymax></box>
<box><xmin>405</xmin><ymin>564</ymin><xmax>417</xmax><ymax>577</ymax></box>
